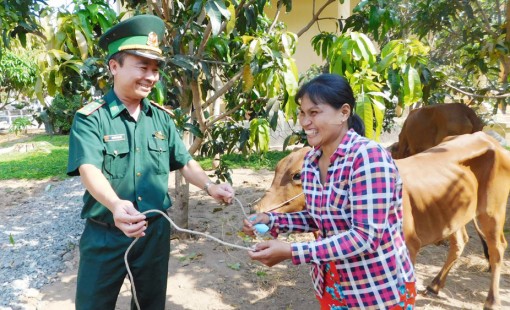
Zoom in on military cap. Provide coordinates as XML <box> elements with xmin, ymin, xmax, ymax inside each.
<box><xmin>99</xmin><ymin>14</ymin><xmax>165</xmax><ymax>62</ymax></box>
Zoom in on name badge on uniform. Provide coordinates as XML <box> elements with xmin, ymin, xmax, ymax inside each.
<box><xmin>104</xmin><ymin>134</ymin><xmax>126</xmax><ymax>142</ymax></box>
<box><xmin>153</xmin><ymin>131</ymin><xmax>166</xmax><ymax>140</ymax></box>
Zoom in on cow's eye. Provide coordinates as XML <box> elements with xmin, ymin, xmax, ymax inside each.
<box><xmin>292</xmin><ymin>172</ymin><xmax>301</xmax><ymax>181</ymax></box>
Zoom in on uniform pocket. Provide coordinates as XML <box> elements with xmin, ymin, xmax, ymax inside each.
<box><xmin>148</xmin><ymin>138</ymin><xmax>169</xmax><ymax>174</ymax></box>
<box><xmin>104</xmin><ymin>141</ymin><xmax>129</xmax><ymax>178</ymax></box>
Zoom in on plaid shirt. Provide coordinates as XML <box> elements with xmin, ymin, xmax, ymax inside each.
<box><xmin>267</xmin><ymin>129</ymin><xmax>415</xmax><ymax>309</ymax></box>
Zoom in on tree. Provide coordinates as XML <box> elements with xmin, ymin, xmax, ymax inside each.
<box><xmin>0</xmin><ymin>0</ymin><xmax>46</xmax><ymax>53</ymax></box>
<box><xmin>342</xmin><ymin>0</ymin><xmax>510</xmax><ymax>113</ymax></box>
<box><xmin>0</xmin><ymin>49</ymin><xmax>37</xmax><ymax>110</ymax></box>
<box><xmin>33</xmin><ymin>0</ymin><xmax>117</xmax><ymax>105</ymax></box>
<box><xmin>114</xmin><ymin>0</ymin><xmax>302</xmax><ymax>230</ymax></box>
<box><xmin>307</xmin><ymin>31</ymin><xmax>430</xmax><ymax>140</ymax></box>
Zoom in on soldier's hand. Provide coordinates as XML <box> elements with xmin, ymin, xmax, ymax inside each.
<box><xmin>111</xmin><ymin>200</ymin><xmax>147</xmax><ymax>238</ymax></box>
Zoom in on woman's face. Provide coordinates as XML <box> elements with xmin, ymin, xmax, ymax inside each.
<box><xmin>298</xmin><ymin>93</ymin><xmax>349</xmax><ymax>149</ymax></box>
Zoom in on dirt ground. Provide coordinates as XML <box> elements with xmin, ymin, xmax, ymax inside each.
<box><xmin>1</xmin><ymin>130</ymin><xmax>509</xmax><ymax>309</ymax></box>
<box><xmin>1</xmin><ymin>171</ymin><xmax>508</xmax><ymax>310</ymax></box>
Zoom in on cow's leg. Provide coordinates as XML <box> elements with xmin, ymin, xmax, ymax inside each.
<box><xmin>477</xmin><ymin>212</ymin><xmax>508</xmax><ymax>310</ymax></box>
<box><xmin>426</xmin><ymin>227</ymin><xmax>469</xmax><ymax>294</ymax></box>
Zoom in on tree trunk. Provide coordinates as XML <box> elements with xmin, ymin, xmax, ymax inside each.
<box><xmin>172</xmin><ymin>170</ymin><xmax>190</xmax><ymax>238</ymax></box>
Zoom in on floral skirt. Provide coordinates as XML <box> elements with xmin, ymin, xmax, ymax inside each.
<box><xmin>316</xmin><ymin>262</ymin><xmax>416</xmax><ymax>310</ymax></box>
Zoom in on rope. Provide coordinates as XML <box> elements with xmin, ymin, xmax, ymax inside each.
<box><xmin>125</xmin><ymin>197</ymin><xmax>258</xmax><ymax>310</ymax></box>
<box><xmin>263</xmin><ymin>192</ymin><xmax>304</xmax><ymax>213</ymax></box>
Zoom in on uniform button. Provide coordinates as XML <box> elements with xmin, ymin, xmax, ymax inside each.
<box><xmin>137</xmin><ymin>196</ymin><xmax>142</xmax><ymax>201</ymax></box>
<box><xmin>113</xmin><ymin>150</ymin><xmax>118</xmax><ymax>156</ymax></box>
<box><xmin>136</xmin><ymin>147</ymin><xmax>140</xmax><ymax>152</ymax></box>
<box><xmin>136</xmin><ymin>172</ymin><xmax>141</xmax><ymax>177</ymax></box>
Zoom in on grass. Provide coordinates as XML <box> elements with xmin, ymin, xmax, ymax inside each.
<box><xmin>0</xmin><ymin>134</ymin><xmax>70</xmax><ymax>180</ymax></box>
<box><xmin>0</xmin><ymin>133</ymin><xmax>288</xmax><ymax>180</ymax></box>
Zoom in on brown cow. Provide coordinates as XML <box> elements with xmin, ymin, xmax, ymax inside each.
<box><xmin>391</xmin><ymin>103</ymin><xmax>483</xmax><ymax>159</ymax></box>
<box><xmin>254</xmin><ymin>132</ymin><xmax>509</xmax><ymax>310</ymax></box>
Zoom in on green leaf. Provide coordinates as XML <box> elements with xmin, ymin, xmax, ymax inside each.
<box><xmin>9</xmin><ymin>234</ymin><xmax>15</xmax><ymax>245</ymax></box>
<box><xmin>205</xmin><ymin>0</ymin><xmax>230</xmax><ymax>36</ymax></box>
<box><xmin>227</xmin><ymin>262</ymin><xmax>241</xmax><ymax>270</ymax></box>
<box><xmin>356</xmin><ymin>93</ymin><xmax>374</xmax><ymax>140</ymax></box>
<box><xmin>249</xmin><ymin>118</ymin><xmax>270</xmax><ymax>153</ymax></box>
<box><xmin>256</xmin><ymin>270</ymin><xmax>267</xmax><ymax>277</ymax></box>
<box><xmin>246</xmin><ymin>38</ymin><xmax>261</xmax><ymax>62</ymax></box>
<box><xmin>403</xmin><ymin>65</ymin><xmax>422</xmax><ymax>105</ymax></box>
<box><xmin>225</xmin><ymin>3</ymin><xmax>236</xmax><ymax>35</ymax></box>
<box><xmin>75</xmin><ymin>29</ymin><xmax>88</xmax><ymax>60</ymax></box>
<box><xmin>184</xmin><ymin>123</ymin><xmax>204</xmax><ymax>138</ymax></box>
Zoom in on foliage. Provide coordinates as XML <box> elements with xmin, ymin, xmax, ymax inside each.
<box><xmin>343</xmin><ymin>0</ymin><xmax>510</xmax><ymax>111</ymax></box>
<box><xmin>0</xmin><ymin>0</ymin><xmax>47</xmax><ymax>52</ymax></box>
<box><xmin>310</xmin><ymin>32</ymin><xmax>430</xmax><ymax>140</ymax></box>
<box><xmin>45</xmin><ymin>94</ymin><xmax>83</xmax><ymax>134</ymax></box>
<box><xmin>34</xmin><ymin>0</ymin><xmax>117</xmax><ymax>103</ymax></box>
<box><xmin>116</xmin><ymin>0</ymin><xmax>299</xmax><ymax>157</ymax></box>
<box><xmin>0</xmin><ymin>49</ymin><xmax>37</xmax><ymax>110</ymax></box>
<box><xmin>9</xmin><ymin>117</ymin><xmax>33</xmax><ymax>135</ymax></box>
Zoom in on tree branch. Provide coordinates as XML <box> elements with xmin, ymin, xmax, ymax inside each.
<box><xmin>206</xmin><ymin>99</ymin><xmax>245</xmax><ymax>127</ymax></box>
<box><xmin>204</xmin><ymin>70</ymin><xmax>243</xmax><ymax>107</ymax></box>
<box><xmin>446</xmin><ymin>83</ymin><xmax>510</xmax><ymax>99</ymax></box>
<box><xmin>296</xmin><ymin>0</ymin><xmax>336</xmax><ymax>37</ymax></box>
<box><xmin>473</xmin><ymin>0</ymin><xmax>498</xmax><ymax>37</ymax></box>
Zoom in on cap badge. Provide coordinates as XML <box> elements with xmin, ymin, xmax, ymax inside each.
<box><xmin>147</xmin><ymin>32</ymin><xmax>159</xmax><ymax>48</ymax></box>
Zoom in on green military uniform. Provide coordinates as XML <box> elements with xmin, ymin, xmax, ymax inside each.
<box><xmin>67</xmin><ymin>15</ymin><xmax>191</xmax><ymax>310</ymax></box>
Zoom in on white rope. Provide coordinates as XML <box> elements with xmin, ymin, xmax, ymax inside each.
<box><xmin>263</xmin><ymin>192</ymin><xmax>304</xmax><ymax>213</ymax></box>
<box><xmin>125</xmin><ymin>198</ymin><xmax>258</xmax><ymax>310</ymax></box>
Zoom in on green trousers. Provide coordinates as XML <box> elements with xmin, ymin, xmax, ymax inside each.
<box><xmin>75</xmin><ymin>217</ymin><xmax>170</xmax><ymax>310</ymax></box>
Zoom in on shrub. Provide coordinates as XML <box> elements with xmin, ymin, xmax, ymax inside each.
<box><xmin>46</xmin><ymin>94</ymin><xmax>82</xmax><ymax>134</ymax></box>
<box><xmin>9</xmin><ymin>117</ymin><xmax>33</xmax><ymax>135</ymax></box>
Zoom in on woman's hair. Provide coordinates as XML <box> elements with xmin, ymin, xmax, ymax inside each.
<box><xmin>296</xmin><ymin>73</ymin><xmax>365</xmax><ymax>136</ymax></box>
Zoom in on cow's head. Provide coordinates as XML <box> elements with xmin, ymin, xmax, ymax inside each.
<box><xmin>253</xmin><ymin>147</ymin><xmax>311</xmax><ymax>213</ymax></box>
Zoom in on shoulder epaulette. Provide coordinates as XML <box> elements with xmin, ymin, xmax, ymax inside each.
<box><xmin>150</xmin><ymin>101</ymin><xmax>175</xmax><ymax>117</ymax></box>
<box><xmin>77</xmin><ymin>99</ymin><xmax>106</xmax><ymax>116</ymax></box>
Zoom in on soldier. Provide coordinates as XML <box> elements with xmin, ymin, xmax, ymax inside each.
<box><xmin>67</xmin><ymin>14</ymin><xmax>234</xmax><ymax>310</ymax></box>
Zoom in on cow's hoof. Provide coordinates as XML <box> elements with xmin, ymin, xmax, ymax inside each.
<box><xmin>423</xmin><ymin>286</ymin><xmax>439</xmax><ymax>296</ymax></box>
<box><xmin>483</xmin><ymin>300</ymin><xmax>500</xmax><ymax>310</ymax></box>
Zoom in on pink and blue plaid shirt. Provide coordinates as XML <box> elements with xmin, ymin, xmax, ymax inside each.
<box><xmin>267</xmin><ymin>129</ymin><xmax>415</xmax><ymax>309</ymax></box>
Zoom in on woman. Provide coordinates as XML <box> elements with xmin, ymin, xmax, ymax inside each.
<box><xmin>244</xmin><ymin>73</ymin><xmax>416</xmax><ymax>309</ymax></box>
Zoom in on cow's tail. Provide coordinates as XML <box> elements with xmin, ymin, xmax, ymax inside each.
<box><xmin>472</xmin><ymin>219</ymin><xmax>491</xmax><ymax>271</ymax></box>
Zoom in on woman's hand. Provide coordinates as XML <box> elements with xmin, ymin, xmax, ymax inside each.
<box><xmin>248</xmin><ymin>240</ymin><xmax>292</xmax><ymax>267</ymax></box>
<box><xmin>242</xmin><ymin>213</ymin><xmax>270</xmax><ymax>237</ymax></box>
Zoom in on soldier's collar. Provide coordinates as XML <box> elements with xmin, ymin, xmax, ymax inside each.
<box><xmin>105</xmin><ymin>90</ymin><xmax>127</xmax><ymax>118</ymax></box>
<box><xmin>105</xmin><ymin>90</ymin><xmax>152</xmax><ymax>118</ymax></box>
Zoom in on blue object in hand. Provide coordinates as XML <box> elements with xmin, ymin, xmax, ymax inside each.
<box><xmin>249</xmin><ymin>215</ymin><xmax>270</xmax><ymax>234</ymax></box>
<box><xmin>253</xmin><ymin>223</ymin><xmax>269</xmax><ymax>234</ymax></box>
